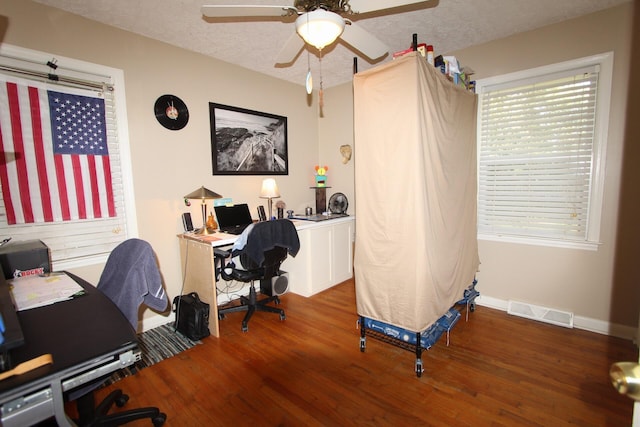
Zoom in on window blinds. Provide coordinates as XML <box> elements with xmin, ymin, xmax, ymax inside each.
<box><xmin>0</xmin><ymin>52</ymin><xmax>129</xmax><ymax>269</ymax></box>
<box><xmin>478</xmin><ymin>67</ymin><xmax>599</xmax><ymax>241</ymax></box>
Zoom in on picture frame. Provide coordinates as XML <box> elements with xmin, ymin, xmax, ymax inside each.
<box><xmin>209</xmin><ymin>103</ymin><xmax>288</xmax><ymax>175</ymax></box>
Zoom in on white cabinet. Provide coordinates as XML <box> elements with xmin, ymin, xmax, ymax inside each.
<box><xmin>329</xmin><ymin>219</ymin><xmax>355</xmax><ymax>285</ymax></box>
<box><xmin>284</xmin><ymin>217</ymin><xmax>354</xmax><ymax>297</ymax></box>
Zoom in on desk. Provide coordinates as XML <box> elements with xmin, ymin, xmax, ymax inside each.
<box><xmin>0</xmin><ymin>273</ymin><xmax>138</xmax><ymax>427</ymax></box>
<box><xmin>178</xmin><ymin>216</ymin><xmax>355</xmax><ymax>337</ymax></box>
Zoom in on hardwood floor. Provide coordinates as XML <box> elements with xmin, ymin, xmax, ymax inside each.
<box><xmin>80</xmin><ymin>279</ymin><xmax>637</xmax><ymax>426</ymax></box>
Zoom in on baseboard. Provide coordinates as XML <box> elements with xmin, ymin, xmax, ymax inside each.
<box><xmin>476</xmin><ymin>295</ymin><xmax>637</xmax><ymax>341</ymax></box>
<box><xmin>573</xmin><ymin>315</ymin><xmax>637</xmax><ymax>340</ymax></box>
<box><xmin>476</xmin><ymin>295</ymin><xmax>508</xmax><ymax>311</ymax></box>
<box><xmin>139</xmin><ymin>312</ymin><xmax>175</xmax><ymax>333</ymax></box>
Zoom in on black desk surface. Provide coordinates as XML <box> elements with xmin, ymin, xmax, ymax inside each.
<box><xmin>0</xmin><ymin>277</ymin><xmax>24</xmax><ymax>354</ymax></box>
<box><xmin>0</xmin><ymin>272</ymin><xmax>138</xmax><ymax>395</ymax></box>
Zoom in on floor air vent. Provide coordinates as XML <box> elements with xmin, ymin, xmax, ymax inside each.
<box><xmin>507</xmin><ymin>300</ymin><xmax>574</xmax><ymax>328</ymax></box>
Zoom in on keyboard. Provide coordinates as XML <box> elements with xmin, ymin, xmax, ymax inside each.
<box><xmin>220</xmin><ymin>224</ymin><xmax>250</xmax><ymax>235</ymax></box>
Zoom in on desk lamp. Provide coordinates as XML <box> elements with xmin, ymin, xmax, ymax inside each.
<box><xmin>259</xmin><ymin>178</ymin><xmax>280</xmax><ymax>220</ymax></box>
<box><xmin>184</xmin><ymin>186</ymin><xmax>222</xmax><ymax>234</ymax></box>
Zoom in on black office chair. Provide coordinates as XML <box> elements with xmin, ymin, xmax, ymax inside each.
<box><xmin>215</xmin><ymin>219</ymin><xmax>300</xmax><ymax>332</ymax></box>
<box><xmin>71</xmin><ymin>238</ymin><xmax>168</xmax><ymax>426</ymax></box>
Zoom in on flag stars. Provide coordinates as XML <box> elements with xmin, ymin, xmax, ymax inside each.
<box><xmin>49</xmin><ymin>91</ymin><xmax>108</xmax><ymax>155</ymax></box>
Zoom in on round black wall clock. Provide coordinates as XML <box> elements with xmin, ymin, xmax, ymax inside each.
<box><xmin>154</xmin><ymin>94</ymin><xmax>189</xmax><ymax>130</ymax></box>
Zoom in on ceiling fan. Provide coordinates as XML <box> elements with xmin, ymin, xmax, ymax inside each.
<box><xmin>201</xmin><ymin>1</ymin><xmax>432</xmax><ymax>64</ymax></box>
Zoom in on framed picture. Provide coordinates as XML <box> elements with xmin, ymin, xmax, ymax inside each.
<box><xmin>209</xmin><ymin>103</ymin><xmax>288</xmax><ymax>175</ymax></box>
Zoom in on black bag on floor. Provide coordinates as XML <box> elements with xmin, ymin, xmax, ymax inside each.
<box><xmin>172</xmin><ymin>292</ymin><xmax>210</xmax><ymax>340</ymax></box>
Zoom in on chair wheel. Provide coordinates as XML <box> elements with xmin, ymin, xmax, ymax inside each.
<box><xmin>218</xmin><ymin>313</ymin><xmax>226</xmax><ymax>320</ymax></box>
<box><xmin>153</xmin><ymin>413</ymin><xmax>167</xmax><ymax>426</ymax></box>
<box><xmin>242</xmin><ymin>323</ymin><xmax>248</xmax><ymax>332</ymax></box>
<box><xmin>115</xmin><ymin>394</ymin><xmax>129</xmax><ymax>407</ymax></box>
<box><xmin>279</xmin><ymin>313</ymin><xmax>286</xmax><ymax>321</ymax></box>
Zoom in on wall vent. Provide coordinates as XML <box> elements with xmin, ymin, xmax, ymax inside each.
<box><xmin>507</xmin><ymin>300</ymin><xmax>574</xmax><ymax>328</ymax></box>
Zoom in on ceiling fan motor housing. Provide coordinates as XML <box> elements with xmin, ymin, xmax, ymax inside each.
<box><xmin>202</xmin><ymin>0</ymin><xmax>394</xmax><ymax>63</ymax></box>
<box><xmin>294</xmin><ymin>0</ymin><xmax>354</xmax><ymax>15</ymax></box>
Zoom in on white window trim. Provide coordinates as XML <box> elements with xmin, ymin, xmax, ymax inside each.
<box><xmin>0</xmin><ymin>44</ymin><xmax>138</xmax><ymax>269</ymax></box>
<box><xmin>475</xmin><ymin>52</ymin><xmax>613</xmax><ymax>251</ymax></box>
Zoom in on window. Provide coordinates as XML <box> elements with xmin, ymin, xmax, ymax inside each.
<box><xmin>476</xmin><ymin>53</ymin><xmax>613</xmax><ymax>250</ymax></box>
<box><xmin>0</xmin><ymin>44</ymin><xmax>137</xmax><ymax>269</ymax></box>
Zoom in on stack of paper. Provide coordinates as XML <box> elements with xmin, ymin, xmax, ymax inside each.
<box><xmin>9</xmin><ymin>273</ymin><xmax>85</xmax><ymax>311</ymax></box>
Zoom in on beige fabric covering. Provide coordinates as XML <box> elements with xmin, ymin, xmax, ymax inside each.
<box><xmin>353</xmin><ymin>52</ymin><xmax>479</xmax><ymax>332</ymax></box>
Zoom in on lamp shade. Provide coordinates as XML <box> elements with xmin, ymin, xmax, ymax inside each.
<box><xmin>184</xmin><ymin>186</ymin><xmax>222</xmax><ymax>200</ymax></box>
<box><xmin>184</xmin><ymin>186</ymin><xmax>222</xmax><ymax>235</ymax></box>
<box><xmin>260</xmin><ymin>178</ymin><xmax>280</xmax><ymax>199</ymax></box>
<box><xmin>296</xmin><ymin>9</ymin><xmax>345</xmax><ymax>50</ymax></box>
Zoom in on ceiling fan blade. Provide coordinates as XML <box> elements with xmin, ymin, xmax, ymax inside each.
<box><xmin>275</xmin><ymin>32</ymin><xmax>305</xmax><ymax>64</ymax></box>
<box><xmin>348</xmin><ymin>0</ymin><xmax>432</xmax><ymax>15</ymax></box>
<box><xmin>340</xmin><ymin>21</ymin><xmax>388</xmax><ymax>60</ymax></box>
<box><xmin>201</xmin><ymin>5</ymin><xmax>297</xmax><ymax>18</ymax></box>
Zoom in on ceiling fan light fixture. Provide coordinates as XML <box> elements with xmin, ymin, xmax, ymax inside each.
<box><xmin>295</xmin><ymin>9</ymin><xmax>345</xmax><ymax>50</ymax></box>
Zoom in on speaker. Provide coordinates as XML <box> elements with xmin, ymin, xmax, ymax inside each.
<box><xmin>260</xmin><ymin>271</ymin><xmax>289</xmax><ymax>296</ymax></box>
<box><xmin>257</xmin><ymin>205</ymin><xmax>266</xmax><ymax>221</ymax></box>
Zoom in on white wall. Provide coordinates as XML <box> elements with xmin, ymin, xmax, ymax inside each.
<box><xmin>318</xmin><ymin>84</ymin><xmax>355</xmax><ymax>215</ymax></box>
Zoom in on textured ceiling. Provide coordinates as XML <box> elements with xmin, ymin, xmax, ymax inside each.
<box><xmin>32</xmin><ymin>0</ymin><xmax>630</xmax><ymax>89</ymax></box>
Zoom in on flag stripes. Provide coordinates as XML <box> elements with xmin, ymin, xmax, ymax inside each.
<box><xmin>0</xmin><ymin>78</ymin><xmax>115</xmax><ymax>224</ymax></box>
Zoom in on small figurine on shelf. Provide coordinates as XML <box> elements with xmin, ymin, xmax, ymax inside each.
<box><xmin>206</xmin><ymin>212</ymin><xmax>218</xmax><ymax>233</ymax></box>
<box><xmin>315</xmin><ymin>165</ymin><xmax>328</xmax><ymax>187</ymax></box>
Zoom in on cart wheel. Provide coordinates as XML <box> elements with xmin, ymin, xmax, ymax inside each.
<box><xmin>360</xmin><ymin>337</ymin><xmax>366</xmax><ymax>352</ymax></box>
<box><xmin>415</xmin><ymin>359</ymin><xmax>423</xmax><ymax>377</ymax></box>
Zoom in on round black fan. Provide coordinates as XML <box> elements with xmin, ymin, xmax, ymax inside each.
<box><xmin>328</xmin><ymin>192</ymin><xmax>348</xmax><ymax>215</ymax></box>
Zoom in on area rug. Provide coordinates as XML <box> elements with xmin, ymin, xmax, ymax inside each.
<box><xmin>103</xmin><ymin>323</ymin><xmax>202</xmax><ymax>386</ymax></box>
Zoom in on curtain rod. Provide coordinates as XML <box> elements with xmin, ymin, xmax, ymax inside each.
<box><xmin>0</xmin><ymin>63</ymin><xmax>113</xmax><ymax>92</ymax></box>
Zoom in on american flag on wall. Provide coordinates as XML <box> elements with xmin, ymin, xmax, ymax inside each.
<box><xmin>0</xmin><ymin>78</ymin><xmax>115</xmax><ymax>225</ymax></box>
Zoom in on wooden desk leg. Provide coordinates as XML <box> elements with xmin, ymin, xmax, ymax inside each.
<box><xmin>178</xmin><ymin>237</ymin><xmax>220</xmax><ymax>338</ymax></box>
